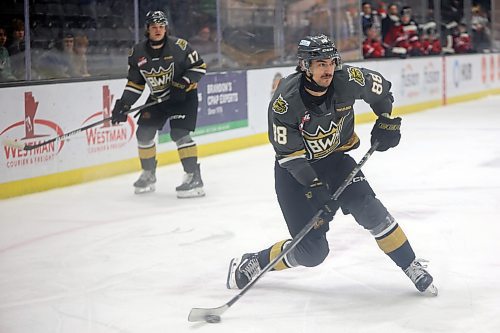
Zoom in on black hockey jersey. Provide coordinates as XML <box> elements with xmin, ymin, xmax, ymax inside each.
<box><xmin>121</xmin><ymin>36</ymin><xmax>207</xmax><ymax>105</ymax></box>
<box><xmin>268</xmin><ymin>65</ymin><xmax>393</xmax><ymax>185</ymax></box>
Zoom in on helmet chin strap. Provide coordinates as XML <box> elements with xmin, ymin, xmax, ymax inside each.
<box><xmin>303</xmin><ymin>71</ymin><xmax>329</xmax><ymax>93</ymax></box>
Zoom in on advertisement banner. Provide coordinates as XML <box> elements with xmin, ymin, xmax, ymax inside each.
<box><xmin>158</xmin><ymin>71</ymin><xmax>248</xmax><ymax>143</ymax></box>
<box><xmin>444</xmin><ymin>54</ymin><xmax>499</xmax><ymax>98</ymax></box>
<box><xmin>358</xmin><ymin>56</ymin><xmax>443</xmax><ymax>112</ymax></box>
<box><xmin>0</xmin><ymin>80</ymin><xmax>138</xmax><ymax>183</ymax></box>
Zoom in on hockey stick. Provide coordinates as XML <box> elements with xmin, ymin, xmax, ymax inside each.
<box><xmin>188</xmin><ymin>141</ymin><xmax>380</xmax><ymax>323</ymax></box>
<box><xmin>2</xmin><ymin>99</ymin><xmax>164</xmax><ymax>151</ymax></box>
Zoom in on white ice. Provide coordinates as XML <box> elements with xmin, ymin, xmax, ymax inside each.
<box><xmin>1</xmin><ymin>96</ymin><xmax>500</xmax><ymax>333</ymax></box>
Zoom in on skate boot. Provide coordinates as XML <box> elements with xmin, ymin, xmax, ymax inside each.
<box><xmin>176</xmin><ymin>163</ymin><xmax>205</xmax><ymax>198</ymax></box>
<box><xmin>404</xmin><ymin>259</ymin><xmax>438</xmax><ymax>296</ymax></box>
<box><xmin>133</xmin><ymin>168</ymin><xmax>156</xmax><ymax>194</ymax></box>
<box><xmin>227</xmin><ymin>253</ymin><xmax>261</xmax><ymax>289</ymax></box>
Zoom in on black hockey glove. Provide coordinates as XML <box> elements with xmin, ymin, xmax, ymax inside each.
<box><xmin>371</xmin><ymin>113</ymin><xmax>401</xmax><ymax>151</ymax></box>
<box><xmin>111</xmin><ymin>99</ymin><xmax>130</xmax><ymax>125</ymax></box>
<box><xmin>304</xmin><ymin>179</ymin><xmax>340</xmax><ymax>224</ymax></box>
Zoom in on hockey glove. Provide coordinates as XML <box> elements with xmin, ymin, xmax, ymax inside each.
<box><xmin>111</xmin><ymin>99</ymin><xmax>130</xmax><ymax>125</ymax></box>
<box><xmin>371</xmin><ymin>113</ymin><xmax>401</xmax><ymax>151</ymax></box>
<box><xmin>170</xmin><ymin>78</ymin><xmax>197</xmax><ymax>102</ymax></box>
<box><xmin>304</xmin><ymin>179</ymin><xmax>340</xmax><ymax>224</ymax></box>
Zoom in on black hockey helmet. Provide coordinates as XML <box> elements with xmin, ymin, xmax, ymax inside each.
<box><xmin>297</xmin><ymin>34</ymin><xmax>342</xmax><ymax>71</ymax></box>
<box><xmin>146</xmin><ymin>10</ymin><xmax>168</xmax><ymax>27</ymax></box>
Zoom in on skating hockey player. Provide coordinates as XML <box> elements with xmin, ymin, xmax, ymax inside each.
<box><xmin>112</xmin><ymin>10</ymin><xmax>206</xmax><ymax>197</ymax></box>
<box><xmin>227</xmin><ymin>34</ymin><xmax>437</xmax><ymax>296</ymax></box>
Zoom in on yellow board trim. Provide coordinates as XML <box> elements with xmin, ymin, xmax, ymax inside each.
<box><xmin>269</xmin><ymin>240</ymin><xmax>289</xmax><ymax>271</ymax></box>
<box><xmin>376</xmin><ymin>225</ymin><xmax>408</xmax><ymax>254</ymax></box>
<box><xmin>0</xmin><ymin>133</ymin><xmax>269</xmax><ymax>199</ymax></box>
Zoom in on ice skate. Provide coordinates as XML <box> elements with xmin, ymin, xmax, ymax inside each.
<box><xmin>133</xmin><ymin>169</ymin><xmax>156</xmax><ymax>194</ymax></box>
<box><xmin>226</xmin><ymin>253</ymin><xmax>261</xmax><ymax>289</ymax></box>
<box><xmin>176</xmin><ymin>164</ymin><xmax>205</xmax><ymax>198</ymax></box>
<box><xmin>404</xmin><ymin>259</ymin><xmax>438</xmax><ymax>296</ymax></box>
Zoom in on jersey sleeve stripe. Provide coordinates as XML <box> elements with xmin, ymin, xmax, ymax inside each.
<box><xmin>277</xmin><ymin>150</ymin><xmax>307</xmax><ymax>165</ymax></box>
<box><xmin>187</xmin><ymin>68</ymin><xmax>207</xmax><ymax>74</ymax></box>
<box><xmin>125</xmin><ymin>86</ymin><xmax>144</xmax><ymax>95</ymax></box>
<box><xmin>126</xmin><ymin>81</ymin><xmax>145</xmax><ymax>90</ymax></box>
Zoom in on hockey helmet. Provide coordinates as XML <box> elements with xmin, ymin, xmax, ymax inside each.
<box><xmin>146</xmin><ymin>10</ymin><xmax>168</xmax><ymax>26</ymax></box>
<box><xmin>297</xmin><ymin>34</ymin><xmax>341</xmax><ymax>71</ymax></box>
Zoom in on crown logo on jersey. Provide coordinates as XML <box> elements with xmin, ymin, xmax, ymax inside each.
<box><xmin>176</xmin><ymin>38</ymin><xmax>188</xmax><ymax>50</ymax></box>
<box><xmin>272</xmin><ymin>94</ymin><xmax>288</xmax><ymax>114</ymax></box>
<box><xmin>302</xmin><ymin>116</ymin><xmax>347</xmax><ymax>159</ymax></box>
<box><xmin>347</xmin><ymin>67</ymin><xmax>365</xmax><ymax>86</ymax></box>
<box><xmin>140</xmin><ymin>63</ymin><xmax>174</xmax><ymax>91</ymax></box>
<box><xmin>302</xmin><ymin>120</ymin><xmax>339</xmax><ymax>140</ymax></box>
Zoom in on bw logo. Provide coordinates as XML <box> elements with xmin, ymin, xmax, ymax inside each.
<box><xmin>347</xmin><ymin>67</ymin><xmax>365</xmax><ymax>86</ymax></box>
<box><xmin>176</xmin><ymin>38</ymin><xmax>188</xmax><ymax>51</ymax></box>
<box><xmin>272</xmin><ymin>94</ymin><xmax>288</xmax><ymax>114</ymax></box>
<box><xmin>141</xmin><ymin>63</ymin><xmax>174</xmax><ymax>91</ymax></box>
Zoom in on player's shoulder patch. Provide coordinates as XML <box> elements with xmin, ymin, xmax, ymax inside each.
<box><xmin>272</xmin><ymin>94</ymin><xmax>289</xmax><ymax>115</ymax></box>
<box><xmin>175</xmin><ymin>38</ymin><xmax>188</xmax><ymax>51</ymax></box>
<box><xmin>347</xmin><ymin>66</ymin><xmax>365</xmax><ymax>86</ymax></box>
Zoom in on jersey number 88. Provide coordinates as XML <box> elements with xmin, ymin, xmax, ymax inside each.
<box><xmin>370</xmin><ymin>73</ymin><xmax>383</xmax><ymax>95</ymax></box>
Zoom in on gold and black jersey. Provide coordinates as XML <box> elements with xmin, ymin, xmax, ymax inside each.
<box><xmin>121</xmin><ymin>36</ymin><xmax>207</xmax><ymax>105</ymax></box>
<box><xmin>268</xmin><ymin>65</ymin><xmax>392</xmax><ymax>185</ymax></box>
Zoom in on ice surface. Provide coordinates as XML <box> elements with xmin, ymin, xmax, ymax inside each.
<box><xmin>1</xmin><ymin>96</ymin><xmax>500</xmax><ymax>333</ymax></box>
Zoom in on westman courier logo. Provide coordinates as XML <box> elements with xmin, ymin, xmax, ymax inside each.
<box><xmin>1</xmin><ymin>87</ymin><xmax>135</xmax><ymax>169</ymax></box>
<box><xmin>1</xmin><ymin>92</ymin><xmax>64</xmax><ymax>168</ymax></box>
<box><xmin>84</xmin><ymin>86</ymin><xmax>135</xmax><ymax>154</ymax></box>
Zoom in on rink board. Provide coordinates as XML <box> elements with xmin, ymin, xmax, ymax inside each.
<box><xmin>1</xmin><ymin>54</ymin><xmax>499</xmax><ymax>198</ymax></box>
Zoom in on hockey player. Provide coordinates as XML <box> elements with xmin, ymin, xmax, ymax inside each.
<box><xmin>227</xmin><ymin>34</ymin><xmax>438</xmax><ymax>296</ymax></box>
<box><xmin>112</xmin><ymin>10</ymin><xmax>207</xmax><ymax>197</ymax></box>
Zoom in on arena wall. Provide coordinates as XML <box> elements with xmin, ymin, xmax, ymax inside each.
<box><xmin>1</xmin><ymin>53</ymin><xmax>499</xmax><ymax>198</ymax></box>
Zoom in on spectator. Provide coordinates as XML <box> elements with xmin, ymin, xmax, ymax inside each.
<box><xmin>381</xmin><ymin>3</ymin><xmax>399</xmax><ymax>41</ymax></box>
<box><xmin>73</xmin><ymin>35</ymin><xmax>90</xmax><ymax>77</ymax></box>
<box><xmin>189</xmin><ymin>25</ymin><xmax>218</xmax><ymax>67</ymax></box>
<box><xmin>0</xmin><ymin>26</ymin><xmax>16</xmax><ymax>81</ymax></box>
<box><xmin>363</xmin><ymin>25</ymin><xmax>385</xmax><ymax>58</ymax></box>
<box><xmin>382</xmin><ymin>6</ymin><xmax>405</xmax><ymax>53</ymax></box>
<box><xmin>420</xmin><ymin>22</ymin><xmax>442</xmax><ymax>55</ymax></box>
<box><xmin>8</xmin><ymin>19</ymin><xmax>26</xmax><ymax>79</ymax></box>
<box><xmin>36</xmin><ymin>33</ymin><xmax>76</xmax><ymax>79</ymax></box>
<box><xmin>470</xmin><ymin>5</ymin><xmax>491</xmax><ymax>52</ymax></box>
<box><xmin>400</xmin><ymin>5</ymin><xmax>419</xmax><ymax>27</ymax></box>
<box><xmin>189</xmin><ymin>25</ymin><xmax>216</xmax><ymax>55</ymax></box>
<box><xmin>400</xmin><ymin>7</ymin><xmax>422</xmax><ymax>56</ymax></box>
<box><xmin>453</xmin><ymin>23</ymin><xmax>474</xmax><ymax>54</ymax></box>
<box><xmin>361</xmin><ymin>2</ymin><xmax>374</xmax><ymax>35</ymax></box>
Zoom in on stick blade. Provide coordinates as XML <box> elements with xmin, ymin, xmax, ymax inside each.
<box><xmin>2</xmin><ymin>138</ymin><xmax>26</xmax><ymax>150</ymax></box>
<box><xmin>188</xmin><ymin>304</ymin><xmax>229</xmax><ymax>322</ymax></box>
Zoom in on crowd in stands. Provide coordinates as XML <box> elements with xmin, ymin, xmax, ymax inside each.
<box><xmin>0</xmin><ymin>0</ymin><xmax>138</xmax><ymax>82</ymax></box>
<box><xmin>1</xmin><ymin>18</ymin><xmax>94</xmax><ymax>81</ymax></box>
<box><xmin>0</xmin><ymin>0</ymin><xmax>495</xmax><ymax>82</ymax></box>
<box><xmin>361</xmin><ymin>1</ymin><xmax>492</xmax><ymax>59</ymax></box>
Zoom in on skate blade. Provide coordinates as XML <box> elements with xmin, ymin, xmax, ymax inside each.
<box><xmin>226</xmin><ymin>257</ymin><xmax>240</xmax><ymax>289</ymax></box>
<box><xmin>424</xmin><ymin>283</ymin><xmax>438</xmax><ymax>296</ymax></box>
<box><xmin>176</xmin><ymin>187</ymin><xmax>205</xmax><ymax>198</ymax></box>
<box><xmin>134</xmin><ymin>184</ymin><xmax>156</xmax><ymax>194</ymax></box>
